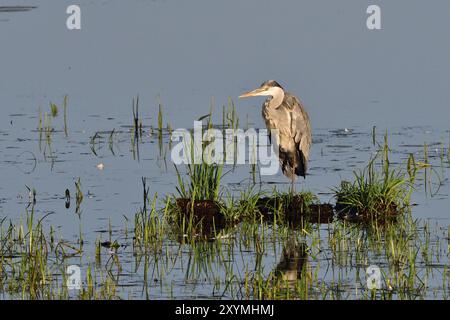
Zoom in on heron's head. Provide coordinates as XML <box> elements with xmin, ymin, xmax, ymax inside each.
<box><xmin>239</xmin><ymin>80</ymin><xmax>284</xmax><ymax>99</ymax></box>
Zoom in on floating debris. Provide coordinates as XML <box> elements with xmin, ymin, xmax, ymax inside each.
<box><xmin>25</xmin><ymin>185</ymin><xmax>36</xmax><ymax>205</ymax></box>
<box><xmin>175</xmin><ymin>198</ymin><xmax>226</xmax><ymax>235</ymax></box>
<box><xmin>275</xmin><ymin>240</ymin><xmax>309</xmax><ymax>284</ymax></box>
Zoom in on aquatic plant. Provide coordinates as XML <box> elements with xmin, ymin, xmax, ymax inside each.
<box><xmin>75</xmin><ymin>178</ymin><xmax>84</xmax><ymax>215</ymax></box>
<box><xmin>108</xmin><ymin>129</ymin><xmax>116</xmax><ymax>156</ymax></box>
<box><xmin>63</xmin><ymin>95</ymin><xmax>68</xmax><ymax>137</ymax></box>
<box><xmin>222</xmin><ymin>98</ymin><xmax>239</xmax><ymax>130</ymax></box>
<box><xmin>90</xmin><ymin>132</ymin><xmax>100</xmax><ymax>156</ymax></box>
<box><xmin>133</xmin><ymin>179</ymin><xmax>170</xmax><ymax>253</ymax></box>
<box><xmin>174</xmin><ymin>130</ymin><xmax>224</xmax><ymax>202</ymax></box>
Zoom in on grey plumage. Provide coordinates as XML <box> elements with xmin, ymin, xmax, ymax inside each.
<box><xmin>240</xmin><ymin>80</ymin><xmax>312</xmax><ymax>182</ymax></box>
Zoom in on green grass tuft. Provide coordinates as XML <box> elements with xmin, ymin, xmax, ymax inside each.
<box><xmin>334</xmin><ymin>156</ymin><xmax>411</xmax><ymax>218</ymax></box>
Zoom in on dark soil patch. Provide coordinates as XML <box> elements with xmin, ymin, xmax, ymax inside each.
<box><xmin>335</xmin><ymin>201</ymin><xmax>400</xmax><ymax>224</ymax></box>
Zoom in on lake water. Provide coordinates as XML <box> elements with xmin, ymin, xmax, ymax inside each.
<box><xmin>0</xmin><ymin>1</ymin><xmax>448</xmax><ymax>299</ymax></box>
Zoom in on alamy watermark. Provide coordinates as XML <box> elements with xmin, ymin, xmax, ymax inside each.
<box><xmin>170</xmin><ymin>121</ymin><xmax>281</xmax><ymax>176</ymax></box>
<box><xmin>66</xmin><ymin>265</ymin><xmax>82</xmax><ymax>290</ymax></box>
<box><xmin>366</xmin><ymin>265</ymin><xmax>382</xmax><ymax>290</ymax></box>
<box><xmin>66</xmin><ymin>5</ymin><xmax>81</xmax><ymax>30</ymax></box>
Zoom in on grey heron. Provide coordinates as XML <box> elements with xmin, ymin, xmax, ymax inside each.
<box><xmin>239</xmin><ymin>80</ymin><xmax>312</xmax><ymax>190</ymax></box>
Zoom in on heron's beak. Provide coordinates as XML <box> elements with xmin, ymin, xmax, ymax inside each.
<box><xmin>239</xmin><ymin>88</ymin><xmax>266</xmax><ymax>98</ymax></box>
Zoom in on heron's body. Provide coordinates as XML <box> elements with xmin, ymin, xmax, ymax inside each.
<box><xmin>240</xmin><ymin>80</ymin><xmax>312</xmax><ymax>184</ymax></box>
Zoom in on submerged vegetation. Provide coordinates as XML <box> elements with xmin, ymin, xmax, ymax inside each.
<box><xmin>1</xmin><ymin>185</ymin><xmax>447</xmax><ymax>299</ymax></box>
<box><xmin>175</xmin><ymin>157</ymin><xmax>223</xmax><ymax>202</ymax></box>
<box><xmin>334</xmin><ymin>145</ymin><xmax>412</xmax><ymax>220</ymax></box>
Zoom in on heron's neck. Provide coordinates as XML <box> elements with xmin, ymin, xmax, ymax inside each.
<box><xmin>266</xmin><ymin>87</ymin><xmax>285</xmax><ymax>109</ymax></box>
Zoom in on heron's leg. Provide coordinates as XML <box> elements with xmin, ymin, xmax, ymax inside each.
<box><xmin>291</xmin><ymin>176</ymin><xmax>295</xmax><ymax>195</ymax></box>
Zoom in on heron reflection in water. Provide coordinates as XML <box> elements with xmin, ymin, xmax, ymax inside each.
<box><xmin>239</xmin><ymin>80</ymin><xmax>312</xmax><ymax>191</ymax></box>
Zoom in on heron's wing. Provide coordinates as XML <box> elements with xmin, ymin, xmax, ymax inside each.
<box><xmin>284</xmin><ymin>93</ymin><xmax>312</xmax><ymax>176</ymax></box>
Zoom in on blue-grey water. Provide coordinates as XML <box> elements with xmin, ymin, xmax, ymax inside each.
<box><xmin>0</xmin><ymin>1</ymin><xmax>449</xmax><ymax>299</ymax></box>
